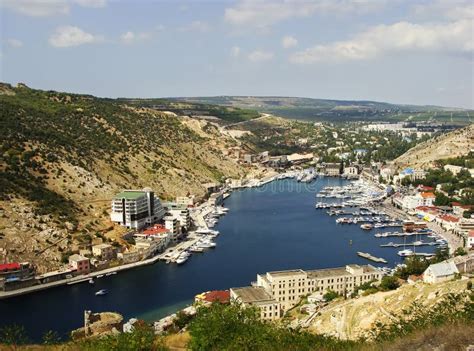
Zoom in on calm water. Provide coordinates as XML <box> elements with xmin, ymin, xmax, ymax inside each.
<box><xmin>0</xmin><ymin>178</ymin><xmax>436</xmax><ymax>341</ymax></box>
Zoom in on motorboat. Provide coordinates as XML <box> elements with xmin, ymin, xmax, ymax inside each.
<box><xmin>95</xmin><ymin>289</ymin><xmax>108</xmax><ymax>296</ymax></box>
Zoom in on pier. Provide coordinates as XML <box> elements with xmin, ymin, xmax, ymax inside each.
<box><xmin>357</xmin><ymin>252</ymin><xmax>388</xmax><ymax>264</ymax></box>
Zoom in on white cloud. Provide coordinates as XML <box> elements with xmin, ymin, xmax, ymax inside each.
<box><xmin>282</xmin><ymin>35</ymin><xmax>298</xmax><ymax>49</ymax></box>
<box><xmin>2</xmin><ymin>0</ymin><xmax>106</xmax><ymax>17</ymax></box>
<box><xmin>290</xmin><ymin>19</ymin><xmax>474</xmax><ymax>64</ymax></box>
<box><xmin>179</xmin><ymin>21</ymin><xmax>211</xmax><ymax>33</ymax></box>
<box><xmin>120</xmin><ymin>31</ymin><xmax>151</xmax><ymax>44</ymax></box>
<box><xmin>49</xmin><ymin>26</ymin><xmax>102</xmax><ymax>48</ymax></box>
<box><xmin>225</xmin><ymin>0</ymin><xmax>387</xmax><ymax>29</ymax></box>
<box><xmin>248</xmin><ymin>50</ymin><xmax>274</xmax><ymax>62</ymax></box>
<box><xmin>230</xmin><ymin>46</ymin><xmax>241</xmax><ymax>57</ymax></box>
<box><xmin>7</xmin><ymin>39</ymin><xmax>23</xmax><ymax>48</ymax></box>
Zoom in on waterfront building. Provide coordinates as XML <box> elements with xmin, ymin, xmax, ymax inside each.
<box><xmin>233</xmin><ymin>264</ymin><xmax>382</xmax><ymax>319</ymax></box>
<box><xmin>0</xmin><ymin>262</ymin><xmax>36</xmax><ymax>292</ymax></box>
<box><xmin>423</xmin><ymin>261</ymin><xmax>459</xmax><ymax>284</ymax></box>
<box><xmin>323</xmin><ymin>163</ymin><xmax>341</xmax><ymax>176</ymax></box>
<box><xmin>110</xmin><ymin>189</ymin><xmax>166</xmax><ymax>230</ymax></box>
<box><xmin>68</xmin><ymin>254</ymin><xmax>90</xmax><ymax>275</ymax></box>
<box><xmin>92</xmin><ymin>243</ymin><xmax>116</xmax><ymax>261</ymax></box>
<box><xmin>230</xmin><ymin>286</ymin><xmax>281</xmax><ymax>321</ymax></box>
<box><xmin>343</xmin><ymin>166</ymin><xmax>359</xmax><ymax>177</ymax></box>
<box><xmin>164</xmin><ymin>216</ymin><xmax>180</xmax><ymax>241</ymax></box>
<box><xmin>168</xmin><ymin>207</ymin><xmax>191</xmax><ymax>230</ymax></box>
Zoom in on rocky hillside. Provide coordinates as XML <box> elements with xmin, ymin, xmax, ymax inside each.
<box><xmin>391</xmin><ymin>123</ymin><xmax>474</xmax><ymax>170</ymax></box>
<box><xmin>0</xmin><ymin>83</ymin><xmax>251</xmax><ymax>272</ymax></box>
<box><xmin>309</xmin><ymin>278</ymin><xmax>472</xmax><ymax>341</ymax></box>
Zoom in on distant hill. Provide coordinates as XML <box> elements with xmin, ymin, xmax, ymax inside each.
<box><xmin>172</xmin><ymin>96</ymin><xmax>473</xmax><ymax>124</ymax></box>
<box><xmin>391</xmin><ymin>123</ymin><xmax>474</xmax><ymax>169</ymax></box>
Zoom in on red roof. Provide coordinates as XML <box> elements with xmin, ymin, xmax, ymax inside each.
<box><xmin>0</xmin><ymin>262</ymin><xmax>21</xmax><ymax>272</ymax></box>
<box><xmin>202</xmin><ymin>290</ymin><xmax>230</xmax><ymax>303</ymax></box>
<box><xmin>417</xmin><ymin>185</ymin><xmax>434</xmax><ymax>191</ymax></box>
<box><xmin>420</xmin><ymin>192</ymin><xmax>436</xmax><ymax>198</ymax></box>
<box><xmin>469</xmin><ymin>230</ymin><xmax>474</xmax><ymax>238</ymax></box>
<box><xmin>439</xmin><ymin>214</ymin><xmax>460</xmax><ymax>223</ymax></box>
<box><xmin>142</xmin><ymin>224</ymin><xmax>169</xmax><ymax>235</ymax></box>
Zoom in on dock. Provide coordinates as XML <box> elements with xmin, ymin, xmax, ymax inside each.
<box><xmin>357</xmin><ymin>251</ymin><xmax>387</xmax><ymax>264</ymax></box>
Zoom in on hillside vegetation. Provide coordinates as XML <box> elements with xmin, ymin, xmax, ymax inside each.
<box><xmin>391</xmin><ymin>123</ymin><xmax>474</xmax><ymax>170</ymax></box>
<box><xmin>0</xmin><ymin>83</ymin><xmax>248</xmax><ymax>272</ymax></box>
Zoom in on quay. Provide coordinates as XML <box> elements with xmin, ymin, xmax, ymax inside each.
<box><xmin>357</xmin><ymin>251</ymin><xmax>388</xmax><ymax>264</ymax></box>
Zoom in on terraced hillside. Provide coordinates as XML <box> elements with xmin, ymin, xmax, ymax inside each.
<box><xmin>0</xmin><ymin>83</ymin><xmax>248</xmax><ymax>272</ymax></box>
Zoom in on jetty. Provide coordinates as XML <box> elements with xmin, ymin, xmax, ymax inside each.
<box><xmin>357</xmin><ymin>251</ymin><xmax>387</xmax><ymax>264</ymax></box>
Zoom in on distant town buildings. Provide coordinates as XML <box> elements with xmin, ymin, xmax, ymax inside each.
<box><xmin>110</xmin><ymin>189</ymin><xmax>166</xmax><ymax>230</ymax></box>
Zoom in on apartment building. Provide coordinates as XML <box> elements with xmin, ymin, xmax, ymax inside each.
<box><xmin>110</xmin><ymin>189</ymin><xmax>166</xmax><ymax>230</ymax></box>
<box><xmin>92</xmin><ymin>243</ymin><xmax>116</xmax><ymax>261</ymax></box>
<box><xmin>230</xmin><ymin>286</ymin><xmax>281</xmax><ymax>321</ymax></box>
<box><xmin>234</xmin><ymin>264</ymin><xmax>383</xmax><ymax>318</ymax></box>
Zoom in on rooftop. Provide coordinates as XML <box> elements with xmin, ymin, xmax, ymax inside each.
<box><xmin>69</xmin><ymin>254</ymin><xmax>88</xmax><ymax>262</ymax></box>
<box><xmin>0</xmin><ymin>263</ymin><xmax>20</xmax><ymax>272</ymax></box>
<box><xmin>426</xmin><ymin>261</ymin><xmax>458</xmax><ymax>277</ymax></box>
<box><xmin>267</xmin><ymin>269</ymin><xmax>306</xmax><ymax>278</ymax></box>
<box><xmin>231</xmin><ymin>286</ymin><xmax>275</xmax><ymax>303</ymax></box>
<box><xmin>114</xmin><ymin>191</ymin><xmax>146</xmax><ymax>200</ymax></box>
<box><xmin>306</xmin><ymin>267</ymin><xmax>349</xmax><ymax>279</ymax></box>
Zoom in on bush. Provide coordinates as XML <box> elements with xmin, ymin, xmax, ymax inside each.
<box><xmin>379</xmin><ymin>276</ymin><xmax>400</xmax><ymax>291</ymax></box>
<box><xmin>323</xmin><ymin>290</ymin><xmax>339</xmax><ymax>302</ymax></box>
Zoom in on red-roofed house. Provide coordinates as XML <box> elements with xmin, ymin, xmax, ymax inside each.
<box><xmin>436</xmin><ymin>214</ymin><xmax>460</xmax><ymax>232</ymax></box>
<box><xmin>417</xmin><ymin>185</ymin><xmax>434</xmax><ymax>192</ymax></box>
<box><xmin>195</xmin><ymin>290</ymin><xmax>230</xmax><ymax>305</ymax></box>
<box><xmin>0</xmin><ymin>262</ymin><xmax>36</xmax><ymax>292</ymax></box>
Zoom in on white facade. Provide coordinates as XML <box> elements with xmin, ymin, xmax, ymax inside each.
<box><xmin>423</xmin><ymin>261</ymin><xmax>459</xmax><ymax>284</ymax></box>
<box><xmin>111</xmin><ymin>189</ymin><xmax>166</xmax><ymax>230</ymax></box>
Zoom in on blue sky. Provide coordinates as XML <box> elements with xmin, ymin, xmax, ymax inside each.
<box><xmin>1</xmin><ymin>0</ymin><xmax>473</xmax><ymax>108</ymax></box>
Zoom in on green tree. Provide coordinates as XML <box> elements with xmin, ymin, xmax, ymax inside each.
<box><xmin>42</xmin><ymin>330</ymin><xmax>61</xmax><ymax>345</ymax></box>
<box><xmin>323</xmin><ymin>290</ymin><xmax>339</xmax><ymax>302</ymax></box>
<box><xmin>0</xmin><ymin>324</ymin><xmax>29</xmax><ymax>348</ymax></box>
<box><xmin>453</xmin><ymin>247</ymin><xmax>467</xmax><ymax>257</ymax></box>
<box><xmin>379</xmin><ymin>276</ymin><xmax>400</xmax><ymax>291</ymax></box>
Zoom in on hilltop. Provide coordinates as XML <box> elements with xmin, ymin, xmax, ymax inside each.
<box><xmin>391</xmin><ymin>123</ymin><xmax>474</xmax><ymax>170</ymax></box>
<box><xmin>171</xmin><ymin>96</ymin><xmax>473</xmax><ymax>124</ymax></box>
<box><xmin>0</xmin><ymin>83</ymin><xmax>254</xmax><ymax>272</ymax></box>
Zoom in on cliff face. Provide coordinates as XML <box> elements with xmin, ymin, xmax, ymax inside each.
<box><xmin>391</xmin><ymin>124</ymin><xmax>474</xmax><ymax>170</ymax></box>
<box><xmin>0</xmin><ymin>83</ymin><xmax>247</xmax><ymax>271</ymax></box>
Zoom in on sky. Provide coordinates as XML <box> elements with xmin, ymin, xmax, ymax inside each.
<box><xmin>0</xmin><ymin>0</ymin><xmax>473</xmax><ymax>108</ymax></box>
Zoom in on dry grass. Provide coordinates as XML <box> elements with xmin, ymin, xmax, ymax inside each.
<box><xmin>363</xmin><ymin>322</ymin><xmax>474</xmax><ymax>351</ymax></box>
<box><xmin>162</xmin><ymin>332</ymin><xmax>190</xmax><ymax>350</ymax></box>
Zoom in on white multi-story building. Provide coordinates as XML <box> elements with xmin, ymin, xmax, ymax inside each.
<box><xmin>110</xmin><ymin>189</ymin><xmax>166</xmax><ymax>230</ymax></box>
<box><xmin>230</xmin><ymin>286</ymin><xmax>281</xmax><ymax>321</ymax></box>
<box><xmin>232</xmin><ymin>264</ymin><xmax>382</xmax><ymax>319</ymax></box>
<box><xmin>164</xmin><ymin>216</ymin><xmax>180</xmax><ymax>241</ymax></box>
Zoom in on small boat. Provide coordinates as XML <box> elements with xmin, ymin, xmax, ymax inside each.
<box><xmin>176</xmin><ymin>252</ymin><xmax>190</xmax><ymax>265</ymax></box>
<box><xmin>97</xmin><ymin>275</ymin><xmax>104</xmax><ymax>278</ymax></box>
<box><xmin>89</xmin><ymin>279</ymin><xmax>94</xmax><ymax>284</ymax></box>
<box><xmin>360</xmin><ymin>224</ymin><xmax>373</xmax><ymax>230</ymax></box>
<box><xmin>95</xmin><ymin>289</ymin><xmax>108</xmax><ymax>296</ymax></box>
<box><xmin>397</xmin><ymin>249</ymin><xmax>413</xmax><ymax>257</ymax></box>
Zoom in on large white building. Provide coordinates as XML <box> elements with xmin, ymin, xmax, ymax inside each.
<box><xmin>110</xmin><ymin>189</ymin><xmax>166</xmax><ymax>230</ymax></box>
<box><xmin>231</xmin><ymin>264</ymin><xmax>382</xmax><ymax>319</ymax></box>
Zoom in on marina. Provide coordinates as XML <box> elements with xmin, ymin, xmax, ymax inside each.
<box><xmin>0</xmin><ymin>177</ymin><xmax>441</xmax><ymax>341</ymax></box>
